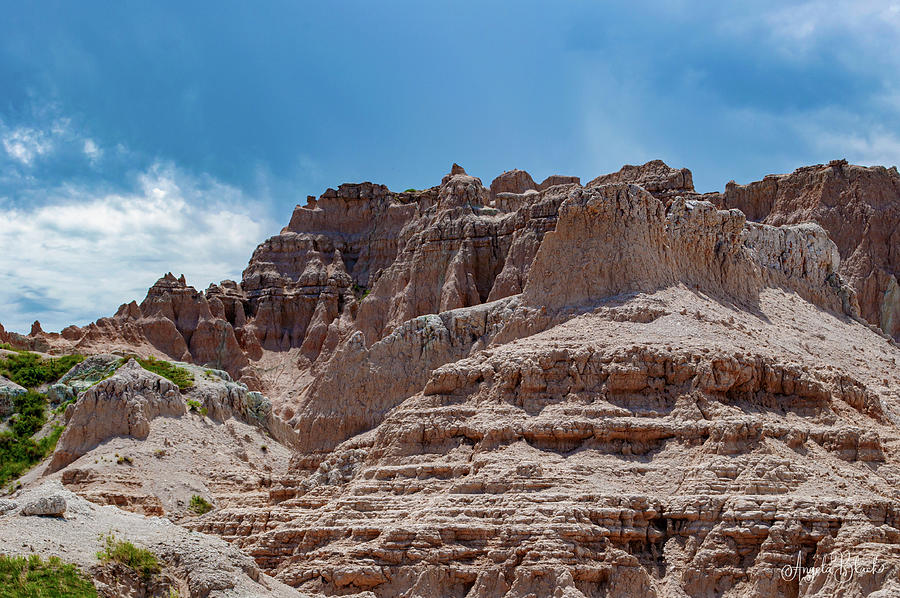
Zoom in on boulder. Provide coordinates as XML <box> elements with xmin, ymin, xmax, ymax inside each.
<box><xmin>21</xmin><ymin>494</ymin><xmax>66</xmax><ymax>517</ymax></box>
<box><xmin>0</xmin><ymin>375</ymin><xmax>26</xmax><ymax>418</ymax></box>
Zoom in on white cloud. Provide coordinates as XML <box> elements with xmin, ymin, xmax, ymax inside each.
<box><xmin>83</xmin><ymin>138</ymin><xmax>102</xmax><ymax>163</ymax></box>
<box><xmin>0</xmin><ymin>162</ymin><xmax>275</xmax><ymax>333</ymax></box>
<box><xmin>2</xmin><ymin>126</ymin><xmax>53</xmax><ymax>165</ymax></box>
<box><xmin>799</xmin><ymin>116</ymin><xmax>900</xmax><ymax>168</ymax></box>
<box><xmin>721</xmin><ymin>0</ymin><xmax>900</xmax><ymax>67</ymax></box>
<box><xmin>0</xmin><ymin>116</ymin><xmax>109</xmax><ymax>169</ymax></box>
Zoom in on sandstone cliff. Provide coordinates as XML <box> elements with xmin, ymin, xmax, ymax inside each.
<box><xmin>711</xmin><ymin>159</ymin><xmax>900</xmax><ymax>341</ymax></box>
<box><xmin>181</xmin><ymin>175</ymin><xmax>900</xmax><ymax>597</ymax></box>
<box><xmin>6</xmin><ymin>160</ymin><xmax>900</xmax><ymax>598</ymax></box>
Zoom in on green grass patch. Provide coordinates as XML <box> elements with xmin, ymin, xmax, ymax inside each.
<box><xmin>0</xmin><ymin>390</ymin><xmax>64</xmax><ymax>488</ymax></box>
<box><xmin>351</xmin><ymin>283</ymin><xmax>370</xmax><ymax>299</ymax></box>
<box><xmin>185</xmin><ymin>399</ymin><xmax>207</xmax><ymax>417</ymax></box>
<box><xmin>120</xmin><ymin>355</ymin><xmax>194</xmax><ymax>390</ymax></box>
<box><xmin>97</xmin><ymin>535</ymin><xmax>160</xmax><ymax>580</ymax></box>
<box><xmin>0</xmin><ymin>352</ymin><xmax>84</xmax><ymax>389</ymax></box>
<box><xmin>53</xmin><ymin>399</ymin><xmax>75</xmax><ymax>415</ymax></box>
<box><xmin>0</xmin><ymin>553</ymin><xmax>98</xmax><ymax>597</ymax></box>
<box><xmin>0</xmin><ymin>424</ymin><xmax>63</xmax><ymax>489</ymax></box>
<box><xmin>9</xmin><ymin>391</ymin><xmax>46</xmax><ymax>437</ymax></box>
<box><xmin>189</xmin><ymin>494</ymin><xmax>213</xmax><ymax>515</ymax></box>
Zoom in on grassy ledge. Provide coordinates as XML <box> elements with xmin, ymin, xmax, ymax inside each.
<box><xmin>120</xmin><ymin>355</ymin><xmax>194</xmax><ymax>390</ymax></box>
<box><xmin>0</xmin><ymin>351</ymin><xmax>84</xmax><ymax>389</ymax></box>
<box><xmin>97</xmin><ymin>534</ymin><xmax>161</xmax><ymax>580</ymax></box>
<box><xmin>0</xmin><ymin>554</ymin><xmax>98</xmax><ymax>597</ymax></box>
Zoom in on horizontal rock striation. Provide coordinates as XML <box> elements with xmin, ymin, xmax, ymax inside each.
<box><xmin>193</xmin><ymin>285</ymin><xmax>900</xmax><ymax>597</ymax></box>
<box><xmin>9</xmin><ymin>158</ymin><xmax>900</xmax><ymax>597</ymax></box>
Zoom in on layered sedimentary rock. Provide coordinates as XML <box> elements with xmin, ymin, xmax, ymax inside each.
<box><xmin>712</xmin><ymin>160</ymin><xmax>900</xmax><ymax>340</ymax></box>
<box><xmin>8</xmin><ymin>159</ymin><xmax>900</xmax><ymax>597</ymax></box>
<box><xmin>188</xmin><ymin>180</ymin><xmax>900</xmax><ymax>597</ymax></box>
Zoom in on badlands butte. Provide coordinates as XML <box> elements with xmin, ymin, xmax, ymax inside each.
<box><xmin>1</xmin><ymin>158</ymin><xmax>900</xmax><ymax>597</ymax></box>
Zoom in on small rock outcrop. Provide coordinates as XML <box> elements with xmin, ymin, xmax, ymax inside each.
<box><xmin>587</xmin><ymin>159</ymin><xmax>695</xmax><ymax>201</ymax></box>
<box><xmin>47</xmin><ymin>359</ymin><xmax>186</xmax><ymax>472</ymax></box>
<box><xmin>489</xmin><ymin>168</ymin><xmax>537</xmax><ymax>199</ymax></box>
<box><xmin>0</xmin><ymin>374</ymin><xmax>25</xmax><ymax>417</ymax></box>
<box><xmin>712</xmin><ymin>160</ymin><xmax>900</xmax><ymax>339</ymax></box>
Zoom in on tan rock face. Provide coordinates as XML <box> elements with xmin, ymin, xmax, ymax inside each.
<box><xmin>47</xmin><ymin>359</ymin><xmax>186</xmax><ymax>472</ymax></box>
<box><xmin>489</xmin><ymin>169</ymin><xmax>537</xmax><ymax>199</ymax></box>
<box><xmin>712</xmin><ymin>160</ymin><xmax>900</xmax><ymax>340</ymax></box>
<box><xmin>587</xmin><ymin>159</ymin><xmax>695</xmax><ymax>201</ymax></box>
<box><xmin>10</xmin><ymin>160</ymin><xmax>900</xmax><ymax>597</ymax></box>
<box><xmin>185</xmin><ymin>171</ymin><xmax>897</xmax><ymax>598</ymax></box>
<box><xmin>523</xmin><ymin>185</ymin><xmax>855</xmax><ymax>318</ymax></box>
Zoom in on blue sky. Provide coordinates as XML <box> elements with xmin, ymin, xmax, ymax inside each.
<box><xmin>1</xmin><ymin>1</ymin><xmax>899</xmax><ymax>332</ymax></box>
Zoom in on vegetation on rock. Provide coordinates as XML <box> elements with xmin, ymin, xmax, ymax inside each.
<box><xmin>120</xmin><ymin>355</ymin><xmax>194</xmax><ymax>390</ymax></box>
<box><xmin>0</xmin><ymin>351</ymin><xmax>84</xmax><ymax>389</ymax></box>
<box><xmin>185</xmin><ymin>399</ymin><xmax>207</xmax><ymax>416</ymax></box>
<box><xmin>189</xmin><ymin>494</ymin><xmax>213</xmax><ymax>515</ymax></box>
<box><xmin>96</xmin><ymin>534</ymin><xmax>161</xmax><ymax>580</ymax></box>
<box><xmin>0</xmin><ymin>553</ymin><xmax>97</xmax><ymax>597</ymax></box>
<box><xmin>0</xmin><ymin>390</ymin><xmax>63</xmax><ymax>487</ymax></box>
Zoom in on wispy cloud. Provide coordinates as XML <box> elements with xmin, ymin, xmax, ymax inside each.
<box><xmin>0</xmin><ymin>161</ymin><xmax>274</xmax><ymax>333</ymax></box>
<box><xmin>2</xmin><ymin>126</ymin><xmax>53</xmax><ymax>166</ymax></box>
<box><xmin>82</xmin><ymin>138</ymin><xmax>102</xmax><ymax>164</ymax></box>
<box><xmin>0</xmin><ymin>114</ymin><xmax>106</xmax><ymax>173</ymax></box>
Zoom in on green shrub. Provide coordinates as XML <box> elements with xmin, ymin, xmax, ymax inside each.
<box><xmin>121</xmin><ymin>356</ymin><xmax>194</xmax><ymax>390</ymax></box>
<box><xmin>54</xmin><ymin>398</ymin><xmax>75</xmax><ymax>415</ymax></box>
<box><xmin>0</xmin><ymin>390</ymin><xmax>63</xmax><ymax>488</ymax></box>
<box><xmin>403</xmin><ymin>188</ymin><xmax>417</xmax><ymax>193</ymax></box>
<box><xmin>0</xmin><ymin>352</ymin><xmax>84</xmax><ymax>388</ymax></box>
<box><xmin>351</xmin><ymin>283</ymin><xmax>371</xmax><ymax>299</ymax></box>
<box><xmin>186</xmin><ymin>399</ymin><xmax>207</xmax><ymax>417</ymax></box>
<box><xmin>0</xmin><ymin>424</ymin><xmax>63</xmax><ymax>488</ymax></box>
<box><xmin>10</xmin><ymin>390</ymin><xmax>46</xmax><ymax>437</ymax></box>
<box><xmin>188</xmin><ymin>494</ymin><xmax>213</xmax><ymax>515</ymax></box>
<box><xmin>0</xmin><ymin>553</ymin><xmax>98</xmax><ymax>596</ymax></box>
<box><xmin>97</xmin><ymin>535</ymin><xmax>160</xmax><ymax>580</ymax></box>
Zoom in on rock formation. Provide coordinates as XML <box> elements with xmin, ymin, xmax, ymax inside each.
<box><xmin>4</xmin><ymin>159</ymin><xmax>900</xmax><ymax>597</ymax></box>
<box><xmin>0</xmin><ymin>482</ymin><xmax>302</xmax><ymax>597</ymax></box>
<box><xmin>47</xmin><ymin>359</ymin><xmax>187</xmax><ymax>472</ymax></box>
<box><xmin>711</xmin><ymin>159</ymin><xmax>900</xmax><ymax>340</ymax></box>
<box><xmin>0</xmin><ymin>374</ymin><xmax>25</xmax><ymax>417</ymax></box>
<box><xmin>587</xmin><ymin>159</ymin><xmax>695</xmax><ymax>202</ymax></box>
